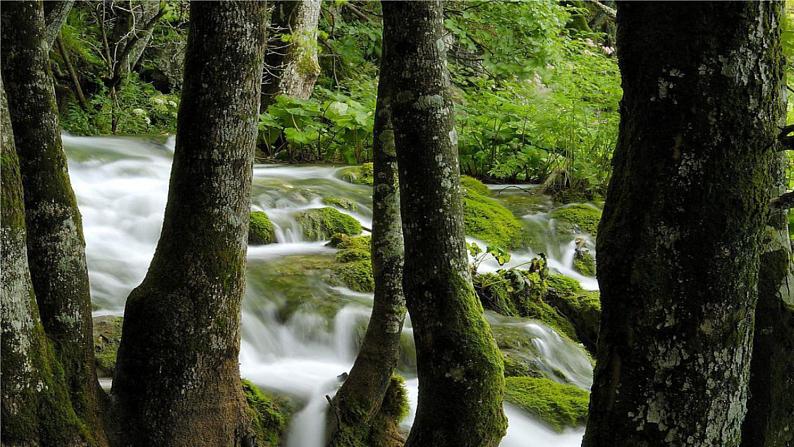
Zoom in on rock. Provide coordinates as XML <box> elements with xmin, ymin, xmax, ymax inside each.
<box><xmin>550</xmin><ymin>203</ymin><xmax>602</xmax><ymax>237</ymax></box>
<box><xmin>93</xmin><ymin>315</ymin><xmax>124</xmax><ymax>378</ymax></box>
<box><xmin>241</xmin><ymin>379</ymin><xmax>295</xmax><ymax>447</ymax></box>
<box><xmin>295</xmin><ymin>207</ymin><xmax>362</xmax><ymax>241</ymax></box>
<box><xmin>572</xmin><ymin>238</ymin><xmax>596</xmax><ymax>277</ymax></box>
<box><xmin>249</xmin><ymin>211</ymin><xmax>276</xmax><ymax>245</ymax></box>
<box><xmin>338</xmin><ymin>163</ymin><xmax>374</xmax><ymax>186</ymax></box>
<box><xmin>461</xmin><ymin>176</ymin><xmax>529</xmax><ymax>249</ymax></box>
<box><xmin>504</xmin><ymin>376</ymin><xmax>589</xmax><ymax>432</ymax></box>
<box><xmin>545</xmin><ymin>275</ymin><xmax>601</xmax><ymax>353</ymax></box>
<box><xmin>322</xmin><ymin>196</ymin><xmax>359</xmax><ymax>211</ymax></box>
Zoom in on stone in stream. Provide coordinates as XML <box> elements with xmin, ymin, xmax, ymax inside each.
<box><xmin>249</xmin><ymin>210</ymin><xmax>276</xmax><ymax>245</ymax></box>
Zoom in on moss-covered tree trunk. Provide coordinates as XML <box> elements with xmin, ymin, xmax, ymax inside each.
<box><xmin>741</xmin><ymin>152</ymin><xmax>794</xmax><ymax>447</ymax></box>
<box><xmin>0</xmin><ymin>78</ymin><xmax>93</xmax><ymax>447</ymax></box>
<box><xmin>43</xmin><ymin>0</ymin><xmax>75</xmax><ymax>49</ymax></box>
<box><xmin>111</xmin><ymin>2</ymin><xmax>268</xmax><ymax>446</ymax></box>
<box><xmin>583</xmin><ymin>3</ymin><xmax>784</xmax><ymax>446</ymax></box>
<box><xmin>1</xmin><ymin>1</ymin><xmax>108</xmax><ymax>444</ymax></box>
<box><xmin>382</xmin><ymin>2</ymin><xmax>507</xmax><ymax>446</ymax></box>
<box><xmin>326</xmin><ymin>26</ymin><xmax>407</xmax><ymax>446</ymax></box>
<box><xmin>261</xmin><ymin>0</ymin><xmax>321</xmax><ymax>108</ymax></box>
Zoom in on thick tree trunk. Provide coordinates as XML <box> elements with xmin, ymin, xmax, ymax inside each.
<box><xmin>326</xmin><ymin>30</ymin><xmax>407</xmax><ymax>446</ymax></box>
<box><xmin>742</xmin><ymin>152</ymin><xmax>794</xmax><ymax>447</ymax></box>
<box><xmin>583</xmin><ymin>3</ymin><xmax>784</xmax><ymax>446</ymax></box>
<box><xmin>0</xmin><ymin>78</ymin><xmax>91</xmax><ymax>447</ymax></box>
<box><xmin>1</xmin><ymin>1</ymin><xmax>108</xmax><ymax>445</ymax></box>
<box><xmin>261</xmin><ymin>0</ymin><xmax>321</xmax><ymax>109</ymax></box>
<box><xmin>112</xmin><ymin>2</ymin><xmax>268</xmax><ymax>446</ymax></box>
<box><xmin>383</xmin><ymin>2</ymin><xmax>507</xmax><ymax>446</ymax></box>
<box><xmin>43</xmin><ymin>0</ymin><xmax>75</xmax><ymax>50</ymax></box>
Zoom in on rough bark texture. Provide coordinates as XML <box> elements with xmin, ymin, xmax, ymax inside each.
<box><xmin>111</xmin><ymin>2</ymin><xmax>268</xmax><ymax>446</ymax></box>
<box><xmin>261</xmin><ymin>0</ymin><xmax>321</xmax><ymax>108</ymax></box>
<box><xmin>742</xmin><ymin>152</ymin><xmax>794</xmax><ymax>447</ymax></box>
<box><xmin>583</xmin><ymin>3</ymin><xmax>784</xmax><ymax>446</ymax></box>
<box><xmin>326</xmin><ymin>29</ymin><xmax>407</xmax><ymax>446</ymax></box>
<box><xmin>43</xmin><ymin>0</ymin><xmax>75</xmax><ymax>50</ymax></box>
<box><xmin>383</xmin><ymin>2</ymin><xmax>507</xmax><ymax>446</ymax></box>
<box><xmin>1</xmin><ymin>1</ymin><xmax>108</xmax><ymax>444</ymax></box>
<box><xmin>0</xmin><ymin>78</ymin><xmax>90</xmax><ymax>447</ymax></box>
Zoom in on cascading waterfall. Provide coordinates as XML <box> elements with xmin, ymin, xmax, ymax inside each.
<box><xmin>65</xmin><ymin>134</ymin><xmax>594</xmax><ymax>447</ymax></box>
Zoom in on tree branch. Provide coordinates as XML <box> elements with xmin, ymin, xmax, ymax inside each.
<box><xmin>778</xmin><ymin>124</ymin><xmax>794</xmax><ymax>150</ymax></box>
<box><xmin>770</xmin><ymin>191</ymin><xmax>794</xmax><ymax>209</ymax></box>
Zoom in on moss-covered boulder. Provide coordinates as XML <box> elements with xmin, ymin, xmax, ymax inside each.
<box><xmin>328</xmin><ymin>234</ymin><xmax>374</xmax><ymax>293</ymax></box>
<box><xmin>93</xmin><ymin>315</ymin><xmax>123</xmax><ymax>378</ymax></box>
<box><xmin>323</xmin><ymin>196</ymin><xmax>359</xmax><ymax>211</ymax></box>
<box><xmin>545</xmin><ymin>275</ymin><xmax>601</xmax><ymax>353</ymax></box>
<box><xmin>572</xmin><ymin>246</ymin><xmax>596</xmax><ymax>277</ymax></box>
<box><xmin>461</xmin><ymin>176</ymin><xmax>527</xmax><ymax>249</ymax></box>
<box><xmin>504</xmin><ymin>377</ymin><xmax>589</xmax><ymax>432</ymax></box>
<box><xmin>295</xmin><ymin>207</ymin><xmax>362</xmax><ymax>241</ymax></box>
<box><xmin>249</xmin><ymin>211</ymin><xmax>276</xmax><ymax>245</ymax></box>
<box><xmin>242</xmin><ymin>379</ymin><xmax>294</xmax><ymax>446</ymax></box>
<box><xmin>550</xmin><ymin>203</ymin><xmax>602</xmax><ymax>237</ymax></box>
<box><xmin>338</xmin><ymin>163</ymin><xmax>374</xmax><ymax>186</ymax></box>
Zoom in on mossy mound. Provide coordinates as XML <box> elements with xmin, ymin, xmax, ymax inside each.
<box><xmin>249</xmin><ymin>211</ymin><xmax>276</xmax><ymax>245</ymax></box>
<box><xmin>323</xmin><ymin>196</ymin><xmax>359</xmax><ymax>211</ymax></box>
<box><xmin>338</xmin><ymin>163</ymin><xmax>374</xmax><ymax>186</ymax></box>
<box><xmin>295</xmin><ymin>207</ymin><xmax>362</xmax><ymax>241</ymax></box>
<box><xmin>502</xmin><ymin>350</ymin><xmax>544</xmax><ymax>378</ymax></box>
<box><xmin>545</xmin><ymin>275</ymin><xmax>601</xmax><ymax>353</ymax></box>
<box><xmin>504</xmin><ymin>377</ymin><xmax>589</xmax><ymax>432</ymax></box>
<box><xmin>328</xmin><ymin>233</ymin><xmax>372</xmax><ymax>251</ymax></box>
<box><xmin>474</xmin><ymin>266</ymin><xmax>578</xmax><ymax>342</ymax></box>
<box><xmin>550</xmin><ymin>203</ymin><xmax>602</xmax><ymax>237</ymax></box>
<box><xmin>93</xmin><ymin>315</ymin><xmax>123</xmax><ymax>378</ymax></box>
<box><xmin>572</xmin><ymin>249</ymin><xmax>596</xmax><ymax>277</ymax></box>
<box><xmin>461</xmin><ymin>176</ymin><xmax>527</xmax><ymax>249</ymax></box>
<box><xmin>242</xmin><ymin>379</ymin><xmax>294</xmax><ymax>446</ymax></box>
<box><xmin>326</xmin><ymin>234</ymin><xmax>374</xmax><ymax>293</ymax></box>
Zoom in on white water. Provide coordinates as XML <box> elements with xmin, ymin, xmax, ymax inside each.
<box><xmin>65</xmin><ymin>135</ymin><xmax>594</xmax><ymax>447</ymax></box>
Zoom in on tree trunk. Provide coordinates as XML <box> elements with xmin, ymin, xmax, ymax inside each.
<box><xmin>0</xmin><ymin>77</ymin><xmax>92</xmax><ymax>447</ymax></box>
<box><xmin>383</xmin><ymin>2</ymin><xmax>507</xmax><ymax>446</ymax></box>
<box><xmin>326</xmin><ymin>27</ymin><xmax>407</xmax><ymax>446</ymax></box>
<box><xmin>1</xmin><ymin>2</ymin><xmax>108</xmax><ymax>445</ymax></box>
<box><xmin>583</xmin><ymin>3</ymin><xmax>784</xmax><ymax>446</ymax></box>
<box><xmin>261</xmin><ymin>0</ymin><xmax>321</xmax><ymax>109</ymax></box>
<box><xmin>741</xmin><ymin>152</ymin><xmax>794</xmax><ymax>447</ymax></box>
<box><xmin>43</xmin><ymin>0</ymin><xmax>75</xmax><ymax>50</ymax></box>
<box><xmin>112</xmin><ymin>2</ymin><xmax>268</xmax><ymax>446</ymax></box>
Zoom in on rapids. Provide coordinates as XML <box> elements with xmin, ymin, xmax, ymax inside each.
<box><xmin>65</xmin><ymin>134</ymin><xmax>594</xmax><ymax>447</ymax></box>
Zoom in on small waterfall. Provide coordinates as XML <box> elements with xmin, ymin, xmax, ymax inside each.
<box><xmin>66</xmin><ymin>135</ymin><xmax>595</xmax><ymax>447</ymax></box>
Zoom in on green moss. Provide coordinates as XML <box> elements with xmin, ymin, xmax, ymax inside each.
<box><xmin>788</xmin><ymin>210</ymin><xmax>794</xmax><ymax>241</ymax></box>
<box><xmin>502</xmin><ymin>351</ymin><xmax>544</xmax><ymax>378</ymax></box>
<box><xmin>461</xmin><ymin>176</ymin><xmax>528</xmax><ymax>249</ymax></box>
<box><xmin>92</xmin><ymin>315</ymin><xmax>124</xmax><ymax>378</ymax></box>
<box><xmin>323</xmin><ymin>196</ymin><xmax>359</xmax><ymax>211</ymax></box>
<box><xmin>332</xmin><ymin>259</ymin><xmax>374</xmax><ymax>293</ymax></box>
<box><xmin>544</xmin><ymin>274</ymin><xmax>601</xmax><ymax>353</ymax></box>
<box><xmin>328</xmin><ymin>234</ymin><xmax>372</xmax><ymax>251</ymax></box>
<box><xmin>242</xmin><ymin>379</ymin><xmax>294</xmax><ymax>446</ymax></box>
<box><xmin>336</xmin><ymin>248</ymin><xmax>370</xmax><ymax>263</ymax></box>
<box><xmin>550</xmin><ymin>203</ymin><xmax>602</xmax><ymax>237</ymax></box>
<box><xmin>572</xmin><ymin>250</ymin><xmax>596</xmax><ymax>277</ymax></box>
<box><xmin>504</xmin><ymin>377</ymin><xmax>589</xmax><ymax>432</ymax></box>
<box><xmin>295</xmin><ymin>207</ymin><xmax>362</xmax><ymax>241</ymax></box>
<box><xmin>339</xmin><ymin>163</ymin><xmax>374</xmax><ymax>186</ymax></box>
<box><xmin>249</xmin><ymin>211</ymin><xmax>276</xmax><ymax>245</ymax></box>
<box><xmin>546</xmin><ymin>274</ymin><xmax>582</xmax><ymax>295</ymax></box>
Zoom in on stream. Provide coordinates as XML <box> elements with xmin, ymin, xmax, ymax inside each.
<box><xmin>65</xmin><ymin>134</ymin><xmax>595</xmax><ymax>447</ymax></box>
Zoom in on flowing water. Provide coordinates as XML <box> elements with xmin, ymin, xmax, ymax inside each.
<box><xmin>65</xmin><ymin>134</ymin><xmax>595</xmax><ymax>447</ymax></box>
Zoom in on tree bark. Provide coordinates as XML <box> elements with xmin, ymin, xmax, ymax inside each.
<box><xmin>1</xmin><ymin>2</ymin><xmax>108</xmax><ymax>445</ymax></box>
<box><xmin>583</xmin><ymin>3</ymin><xmax>784</xmax><ymax>446</ymax></box>
<box><xmin>0</xmin><ymin>77</ymin><xmax>91</xmax><ymax>447</ymax></box>
<box><xmin>741</xmin><ymin>151</ymin><xmax>794</xmax><ymax>447</ymax></box>
<box><xmin>261</xmin><ymin>0</ymin><xmax>321</xmax><ymax>109</ymax></box>
<box><xmin>383</xmin><ymin>2</ymin><xmax>507</xmax><ymax>446</ymax></box>
<box><xmin>326</xmin><ymin>25</ymin><xmax>407</xmax><ymax>446</ymax></box>
<box><xmin>112</xmin><ymin>2</ymin><xmax>268</xmax><ymax>446</ymax></box>
<box><xmin>43</xmin><ymin>0</ymin><xmax>75</xmax><ymax>50</ymax></box>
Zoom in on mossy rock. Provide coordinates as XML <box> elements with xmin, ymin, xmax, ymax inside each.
<box><xmin>550</xmin><ymin>203</ymin><xmax>602</xmax><ymax>237</ymax></box>
<box><xmin>504</xmin><ymin>377</ymin><xmax>589</xmax><ymax>432</ymax></box>
<box><xmin>461</xmin><ymin>177</ymin><xmax>528</xmax><ymax>249</ymax></box>
<box><xmin>474</xmin><ymin>268</ymin><xmax>578</xmax><ymax>342</ymax></box>
<box><xmin>338</xmin><ymin>163</ymin><xmax>374</xmax><ymax>186</ymax></box>
<box><xmin>93</xmin><ymin>315</ymin><xmax>123</xmax><ymax>378</ymax></box>
<box><xmin>295</xmin><ymin>207</ymin><xmax>362</xmax><ymax>241</ymax></box>
<box><xmin>331</xmin><ymin>260</ymin><xmax>374</xmax><ymax>293</ymax></box>
<box><xmin>323</xmin><ymin>196</ymin><xmax>359</xmax><ymax>211</ymax></box>
<box><xmin>328</xmin><ymin>234</ymin><xmax>372</xmax><ymax>251</ymax></box>
<box><xmin>572</xmin><ymin>249</ymin><xmax>596</xmax><ymax>277</ymax></box>
<box><xmin>249</xmin><ymin>211</ymin><xmax>276</xmax><ymax>245</ymax></box>
<box><xmin>502</xmin><ymin>350</ymin><xmax>545</xmax><ymax>378</ymax></box>
<box><xmin>545</xmin><ymin>275</ymin><xmax>601</xmax><ymax>353</ymax></box>
<box><xmin>242</xmin><ymin>379</ymin><xmax>295</xmax><ymax>446</ymax></box>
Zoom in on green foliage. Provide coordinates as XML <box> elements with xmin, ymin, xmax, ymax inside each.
<box><xmin>295</xmin><ymin>207</ymin><xmax>362</xmax><ymax>241</ymax></box>
<box><xmin>461</xmin><ymin>176</ymin><xmax>528</xmax><ymax>249</ymax></box>
<box><xmin>504</xmin><ymin>377</ymin><xmax>589</xmax><ymax>432</ymax></box>
<box><xmin>241</xmin><ymin>379</ymin><xmax>293</xmax><ymax>447</ymax></box>
<box><xmin>249</xmin><ymin>211</ymin><xmax>276</xmax><ymax>245</ymax></box>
